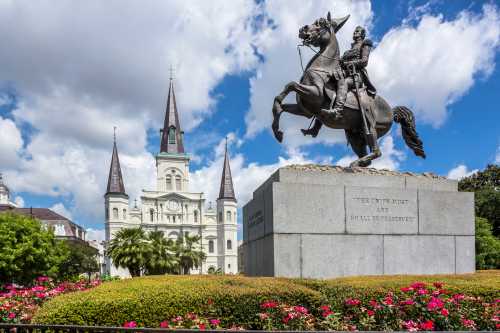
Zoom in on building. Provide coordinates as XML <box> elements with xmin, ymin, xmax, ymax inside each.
<box><xmin>0</xmin><ymin>173</ymin><xmax>89</xmax><ymax>243</ymax></box>
<box><xmin>104</xmin><ymin>78</ymin><xmax>238</xmax><ymax>277</ymax></box>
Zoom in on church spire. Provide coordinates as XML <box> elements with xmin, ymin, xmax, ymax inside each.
<box><xmin>218</xmin><ymin>138</ymin><xmax>236</xmax><ymax>202</ymax></box>
<box><xmin>160</xmin><ymin>75</ymin><xmax>185</xmax><ymax>154</ymax></box>
<box><xmin>106</xmin><ymin>128</ymin><xmax>128</xmax><ymax>197</ymax></box>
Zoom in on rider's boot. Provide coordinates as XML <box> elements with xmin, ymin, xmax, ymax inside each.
<box><xmin>321</xmin><ymin>77</ymin><xmax>347</xmax><ymax>121</ymax></box>
<box><xmin>301</xmin><ymin>120</ymin><xmax>322</xmax><ymax>137</ymax></box>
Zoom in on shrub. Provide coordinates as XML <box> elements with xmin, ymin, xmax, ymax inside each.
<box><xmin>32</xmin><ymin>275</ymin><xmax>324</xmax><ymax>329</ymax></box>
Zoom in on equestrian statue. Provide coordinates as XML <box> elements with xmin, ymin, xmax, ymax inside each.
<box><xmin>271</xmin><ymin>12</ymin><xmax>426</xmax><ymax>167</ymax></box>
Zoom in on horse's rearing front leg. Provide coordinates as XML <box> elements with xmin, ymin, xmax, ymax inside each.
<box><xmin>272</xmin><ymin>83</ymin><xmax>296</xmax><ymax>143</ymax></box>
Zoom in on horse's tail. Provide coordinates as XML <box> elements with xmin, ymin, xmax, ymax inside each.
<box><xmin>393</xmin><ymin>106</ymin><xmax>426</xmax><ymax>159</ymax></box>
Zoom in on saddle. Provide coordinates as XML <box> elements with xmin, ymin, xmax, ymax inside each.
<box><xmin>324</xmin><ymin>84</ymin><xmax>376</xmax><ymax>126</ymax></box>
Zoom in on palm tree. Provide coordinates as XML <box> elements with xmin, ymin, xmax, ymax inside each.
<box><xmin>145</xmin><ymin>230</ymin><xmax>178</xmax><ymax>275</ymax></box>
<box><xmin>175</xmin><ymin>234</ymin><xmax>206</xmax><ymax>275</ymax></box>
<box><xmin>106</xmin><ymin>227</ymin><xmax>151</xmax><ymax>277</ymax></box>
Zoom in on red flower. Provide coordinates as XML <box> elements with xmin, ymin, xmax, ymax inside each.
<box><xmin>410</xmin><ymin>282</ymin><xmax>426</xmax><ymax>289</ymax></box>
<box><xmin>420</xmin><ymin>320</ymin><xmax>434</xmax><ymax>331</ymax></box>
<box><xmin>8</xmin><ymin>312</ymin><xmax>16</xmax><ymax>319</ymax></box>
<box><xmin>427</xmin><ymin>297</ymin><xmax>444</xmax><ymax>310</ymax></box>
<box><xmin>441</xmin><ymin>308</ymin><xmax>449</xmax><ymax>317</ymax></box>
<box><xmin>210</xmin><ymin>319</ymin><xmax>221</xmax><ymax>326</ymax></box>
<box><xmin>383</xmin><ymin>296</ymin><xmax>394</xmax><ymax>305</ymax></box>
<box><xmin>322</xmin><ymin>310</ymin><xmax>333</xmax><ymax>318</ymax></box>
<box><xmin>453</xmin><ymin>294</ymin><xmax>465</xmax><ymax>302</ymax></box>
<box><xmin>123</xmin><ymin>321</ymin><xmax>137</xmax><ymax>328</ymax></box>
<box><xmin>369</xmin><ymin>299</ymin><xmax>378</xmax><ymax>308</ymax></box>
<box><xmin>400</xmin><ymin>287</ymin><xmax>413</xmax><ymax>292</ymax></box>
<box><xmin>198</xmin><ymin>323</ymin><xmax>206</xmax><ymax>330</ymax></box>
<box><xmin>260</xmin><ymin>300</ymin><xmax>278</xmax><ymax>309</ymax></box>
<box><xmin>401</xmin><ymin>299</ymin><xmax>415</xmax><ymax>306</ymax></box>
<box><xmin>432</xmin><ymin>282</ymin><xmax>444</xmax><ymax>289</ymax></box>
<box><xmin>367</xmin><ymin>310</ymin><xmax>375</xmax><ymax>316</ymax></box>
<box><xmin>160</xmin><ymin>321</ymin><xmax>169</xmax><ymax>328</ymax></box>
<box><xmin>320</xmin><ymin>305</ymin><xmax>331</xmax><ymax>311</ymax></box>
<box><xmin>417</xmin><ymin>288</ymin><xmax>429</xmax><ymax>295</ymax></box>
<box><xmin>345</xmin><ymin>298</ymin><xmax>361</xmax><ymax>306</ymax></box>
<box><xmin>207</xmin><ymin>298</ymin><xmax>214</xmax><ymax>305</ymax></box>
<box><xmin>462</xmin><ymin>318</ymin><xmax>476</xmax><ymax>329</ymax></box>
<box><xmin>293</xmin><ymin>305</ymin><xmax>308</xmax><ymax>314</ymax></box>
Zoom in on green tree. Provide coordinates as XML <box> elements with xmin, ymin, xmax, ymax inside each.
<box><xmin>106</xmin><ymin>227</ymin><xmax>150</xmax><ymax>277</ymax></box>
<box><xmin>175</xmin><ymin>234</ymin><xmax>206</xmax><ymax>275</ymax></box>
<box><xmin>144</xmin><ymin>230</ymin><xmax>178</xmax><ymax>275</ymax></box>
<box><xmin>475</xmin><ymin>217</ymin><xmax>500</xmax><ymax>269</ymax></box>
<box><xmin>459</xmin><ymin>164</ymin><xmax>500</xmax><ymax>236</ymax></box>
<box><xmin>58</xmin><ymin>241</ymin><xmax>99</xmax><ymax>280</ymax></box>
<box><xmin>0</xmin><ymin>213</ymin><xmax>68</xmax><ymax>285</ymax></box>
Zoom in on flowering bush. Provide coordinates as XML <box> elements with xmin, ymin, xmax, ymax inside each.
<box><xmin>0</xmin><ymin>276</ymin><xmax>100</xmax><ymax>323</ymax></box>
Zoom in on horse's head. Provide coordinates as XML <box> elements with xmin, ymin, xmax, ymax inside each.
<box><xmin>299</xmin><ymin>12</ymin><xmax>350</xmax><ymax>48</ymax></box>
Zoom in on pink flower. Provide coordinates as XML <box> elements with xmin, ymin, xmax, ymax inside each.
<box><xmin>210</xmin><ymin>319</ymin><xmax>221</xmax><ymax>326</ymax></box>
<box><xmin>345</xmin><ymin>298</ymin><xmax>361</xmax><ymax>306</ymax></box>
<box><xmin>441</xmin><ymin>308</ymin><xmax>449</xmax><ymax>317</ymax></box>
<box><xmin>31</xmin><ymin>286</ymin><xmax>45</xmax><ymax>292</ymax></box>
<box><xmin>123</xmin><ymin>321</ymin><xmax>137</xmax><ymax>328</ymax></box>
<box><xmin>383</xmin><ymin>296</ymin><xmax>394</xmax><ymax>306</ymax></box>
<box><xmin>260</xmin><ymin>300</ymin><xmax>278</xmax><ymax>309</ymax></box>
<box><xmin>198</xmin><ymin>323</ymin><xmax>206</xmax><ymax>330</ymax></box>
<box><xmin>420</xmin><ymin>320</ymin><xmax>434</xmax><ymax>331</ymax></box>
<box><xmin>367</xmin><ymin>310</ymin><xmax>375</xmax><ymax>316</ymax></box>
<box><xmin>410</xmin><ymin>282</ymin><xmax>426</xmax><ymax>289</ymax></box>
<box><xmin>160</xmin><ymin>321</ymin><xmax>169</xmax><ymax>328</ymax></box>
<box><xmin>35</xmin><ymin>292</ymin><xmax>47</xmax><ymax>299</ymax></box>
<box><xmin>37</xmin><ymin>276</ymin><xmax>50</xmax><ymax>283</ymax></box>
<box><xmin>293</xmin><ymin>305</ymin><xmax>308</xmax><ymax>314</ymax></box>
<box><xmin>403</xmin><ymin>320</ymin><xmax>419</xmax><ymax>332</ymax></box>
<box><xmin>453</xmin><ymin>294</ymin><xmax>465</xmax><ymax>302</ymax></box>
<box><xmin>320</xmin><ymin>305</ymin><xmax>331</xmax><ymax>311</ymax></box>
<box><xmin>427</xmin><ymin>297</ymin><xmax>444</xmax><ymax>310</ymax></box>
<box><xmin>8</xmin><ymin>312</ymin><xmax>16</xmax><ymax>319</ymax></box>
<box><xmin>401</xmin><ymin>287</ymin><xmax>414</xmax><ymax>292</ymax></box>
<box><xmin>369</xmin><ymin>299</ymin><xmax>378</xmax><ymax>308</ymax></box>
<box><xmin>401</xmin><ymin>299</ymin><xmax>415</xmax><ymax>306</ymax></box>
<box><xmin>417</xmin><ymin>288</ymin><xmax>429</xmax><ymax>295</ymax></box>
<box><xmin>462</xmin><ymin>318</ymin><xmax>476</xmax><ymax>329</ymax></box>
<box><xmin>258</xmin><ymin>313</ymin><xmax>269</xmax><ymax>320</ymax></box>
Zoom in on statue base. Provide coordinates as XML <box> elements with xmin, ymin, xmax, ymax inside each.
<box><xmin>242</xmin><ymin>165</ymin><xmax>475</xmax><ymax>278</ymax></box>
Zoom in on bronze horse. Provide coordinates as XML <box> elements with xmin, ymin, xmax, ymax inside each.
<box><xmin>271</xmin><ymin>12</ymin><xmax>425</xmax><ymax>167</ymax></box>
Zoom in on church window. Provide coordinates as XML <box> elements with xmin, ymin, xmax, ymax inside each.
<box><xmin>150</xmin><ymin>209</ymin><xmax>154</xmax><ymax>222</ymax></box>
<box><xmin>218</xmin><ymin>212</ymin><xmax>222</xmax><ymax>223</ymax></box>
<box><xmin>209</xmin><ymin>240</ymin><xmax>214</xmax><ymax>253</ymax></box>
<box><xmin>227</xmin><ymin>239</ymin><xmax>232</xmax><ymax>250</ymax></box>
<box><xmin>168</xmin><ymin>127</ymin><xmax>176</xmax><ymax>144</ymax></box>
<box><xmin>173</xmin><ymin>215</ymin><xmax>176</xmax><ymax>223</ymax></box>
<box><xmin>228</xmin><ymin>264</ymin><xmax>231</xmax><ymax>269</ymax></box>
<box><xmin>123</xmin><ymin>209</ymin><xmax>127</xmax><ymax>220</ymax></box>
<box><xmin>226</xmin><ymin>211</ymin><xmax>231</xmax><ymax>222</ymax></box>
<box><xmin>105</xmin><ymin>207</ymin><xmax>109</xmax><ymax>219</ymax></box>
<box><xmin>175</xmin><ymin>175</ymin><xmax>181</xmax><ymax>190</ymax></box>
<box><xmin>166</xmin><ymin>175</ymin><xmax>172</xmax><ymax>191</ymax></box>
<box><xmin>113</xmin><ymin>208</ymin><xmax>118</xmax><ymax>219</ymax></box>
<box><xmin>194</xmin><ymin>210</ymin><xmax>198</xmax><ymax>222</ymax></box>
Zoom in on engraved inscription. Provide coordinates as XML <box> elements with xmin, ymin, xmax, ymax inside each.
<box><xmin>346</xmin><ymin>187</ymin><xmax>418</xmax><ymax>234</ymax></box>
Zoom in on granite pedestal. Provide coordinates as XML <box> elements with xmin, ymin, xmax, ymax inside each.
<box><xmin>242</xmin><ymin>165</ymin><xmax>475</xmax><ymax>278</ymax></box>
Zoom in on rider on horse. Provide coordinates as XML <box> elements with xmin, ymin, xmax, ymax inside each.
<box><xmin>302</xmin><ymin>25</ymin><xmax>376</xmax><ymax>137</ymax></box>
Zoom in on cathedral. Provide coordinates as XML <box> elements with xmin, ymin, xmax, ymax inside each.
<box><xmin>104</xmin><ymin>78</ymin><xmax>238</xmax><ymax>277</ymax></box>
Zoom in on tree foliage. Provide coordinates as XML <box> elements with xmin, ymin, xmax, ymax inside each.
<box><xmin>106</xmin><ymin>227</ymin><xmax>206</xmax><ymax>276</ymax></box>
<box><xmin>0</xmin><ymin>213</ymin><xmax>68</xmax><ymax>285</ymax></box>
<box><xmin>475</xmin><ymin>217</ymin><xmax>500</xmax><ymax>269</ymax></box>
<box><xmin>459</xmin><ymin>164</ymin><xmax>500</xmax><ymax>236</ymax></box>
<box><xmin>58</xmin><ymin>240</ymin><xmax>99</xmax><ymax>280</ymax></box>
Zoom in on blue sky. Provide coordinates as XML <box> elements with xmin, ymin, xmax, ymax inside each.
<box><xmin>0</xmin><ymin>0</ymin><xmax>499</xmax><ymax>241</ymax></box>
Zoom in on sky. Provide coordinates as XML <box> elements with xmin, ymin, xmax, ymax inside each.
<box><xmin>0</xmin><ymin>0</ymin><xmax>499</xmax><ymax>242</ymax></box>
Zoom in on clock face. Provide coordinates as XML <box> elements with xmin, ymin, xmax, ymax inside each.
<box><xmin>167</xmin><ymin>199</ymin><xmax>180</xmax><ymax>211</ymax></box>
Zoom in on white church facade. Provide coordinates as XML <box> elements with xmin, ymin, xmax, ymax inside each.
<box><xmin>104</xmin><ymin>78</ymin><xmax>238</xmax><ymax>277</ymax></box>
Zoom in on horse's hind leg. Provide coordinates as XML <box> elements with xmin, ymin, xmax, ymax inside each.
<box><xmin>348</xmin><ymin>127</ymin><xmax>381</xmax><ymax>168</ymax></box>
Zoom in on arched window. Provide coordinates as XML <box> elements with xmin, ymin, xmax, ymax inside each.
<box><xmin>194</xmin><ymin>210</ymin><xmax>198</xmax><ymax>222</ymax></box>
<box><xmin>226</xmin><ymin>211</ymin><xmax>231</xmax><ymax>222</ymax></box>
<box><xmin>150</xmin><ymin>209</ymin><xmax>154</xmax><ymax>222</ymax></box>
<box><xmin>105</xmin><ymin>207</ymin><xmax>109</xmax><ymax>219</ymax></box>
<box><xmin>122</xmin><ymin>209</ymin><xmax>127</xmax><ymax>220</ymax></box>
<box><xmin>168</xmin><ymin>126</ymin><xmax>176</xmax><ymax>144</ymax></box>
<box><xmin>166</xmin><ymin>175</ymin><xmax>172</xmax><ymax>191</ymax></box>
<box><xmin>208</xmin><ymin>240</ymin><xmax>214</xmax><ymax>253</ymax></box>
<box><xmin>227</xmin><ymin>239</ymin><xmax>232</xmax><ymax>250</ymax></box>
<box><xmin>113</xmin><ymin>208</ymin><xmax>118</xmax><ymax>219</ymax></box>
<box><xmin>175</xmin><ymin>175</ymin><xmax>181</xmax><ymax>191</ymax></box>
<box><xmin>160</xmin><ymin>204</ymin><xmax>163</xmax><ymax>221</ymax></box>
<box><xmin>218</xmin><ymin>212</ymin><xmax>223</xmax><ymax>223</ymax></box>
<box><xmin>173</xmin><ymin>215</ymin><xmax>176</xmax><ymax>223</ymax></box>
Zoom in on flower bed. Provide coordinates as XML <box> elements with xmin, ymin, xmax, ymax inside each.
<box><xmin>32</xmin><ymin>272</ymin><xmax>499</xmax><ymax>330</ymax></box>
<box><xmin>0</xmin><ymin>277</ymin><xmax>100</xmax><ymax>323</ymax></box>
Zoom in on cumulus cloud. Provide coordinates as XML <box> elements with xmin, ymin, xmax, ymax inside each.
<box><xmin>370</xmin><ymin>4</ymin><xmax>500</xmax><ymax>127</ymax></box>
<box><xmin>245</xmin><ymin>0</ymin><xmax>373</xmax><ymax>149</ymax></box>
<box><xmin>336</xmin><ymin>135</ymin><xmax>405</xmax><ymax>170</ymax></box>
<box><xmin>86</xmin><ymin>228</ymin><xmax>106</xmax><ymax>242</ymax></box>
<box><xmin>50</xmin><ymin>202</ymin><xmax>73</xmax><ymax>220</ymax></box>
<box><xmin>14</xmin><ymin>196</ymin><xmax>25</xmax><ymax>208</ymax></box>
<box><xmin>447</xmin><ymin>164</ymin><xmax>478</xmax><ymax>180</ymax></box>
<box><xmin>0</xmin><ymin>117</ymin><xmax>23</xmax><ymax>168</ymax></box>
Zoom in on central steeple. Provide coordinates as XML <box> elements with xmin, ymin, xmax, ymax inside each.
<box><xmin>160</xmin><ymin>77</ymin><xmax>185</xmax><ymax>154</ymax></box>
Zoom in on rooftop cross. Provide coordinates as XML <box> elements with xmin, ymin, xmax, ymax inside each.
<box><xmin>169</xmin><ymin>65</ymin><xmax>175</xmax><ymax>81</ymax></box>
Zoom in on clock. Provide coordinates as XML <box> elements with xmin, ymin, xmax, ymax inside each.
<box><xmin>167</xmin><ymin>199</ymin><xmax>180</xmax><ymax>211</ymax></box>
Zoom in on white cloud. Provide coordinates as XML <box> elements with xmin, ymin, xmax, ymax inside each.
<box><xmin>336</xmin><ymin>135</ymin><xmax>405</xmax><ymax>170</ymax></box>
<box><xmin>86</xmin><ymin>228</ymin><xmax>105</xmax><ymax>242</ymax></box>
<box><xmin>371</xmin><ymin>4</ymin><xmax>500</xmax><ymax>127</ymax></box>
<box><xmin>50</xmin><ymin>202</ymin><xmax>73</xmax><ymax>220</ymax></box>
<box><xmin>0</xmin><ymin>117</ymin><xmax>23</xmax><ymax>168</ymax></box>
<box><xmin>245</xmin><ymin>0</ymin><xmax>373</xmax><ymax>149</ymax></box>
<box><xmin>0</xmin><ymin>93</ymin><xmax>11</xmax><ymax>107</ymax></box>
<box><xmin>447</xmin><ymin>164</ymin><xmax>478</xmax><ymax>180</ymax></box>
<box><xmin>14</xmin><ymin>196</ymin><xmax>24</xmax><ymax>208</ymax></box>
<box><xmin>495</xmin><ymin>146</ymin><xmax>500</xmax><ymax>164</ymax></box>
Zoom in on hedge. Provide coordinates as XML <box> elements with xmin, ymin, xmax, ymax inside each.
<box><xmin>33</xmin><ymin>271</ymin><xmax>500</xmax><ymax>328</ymax></box>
